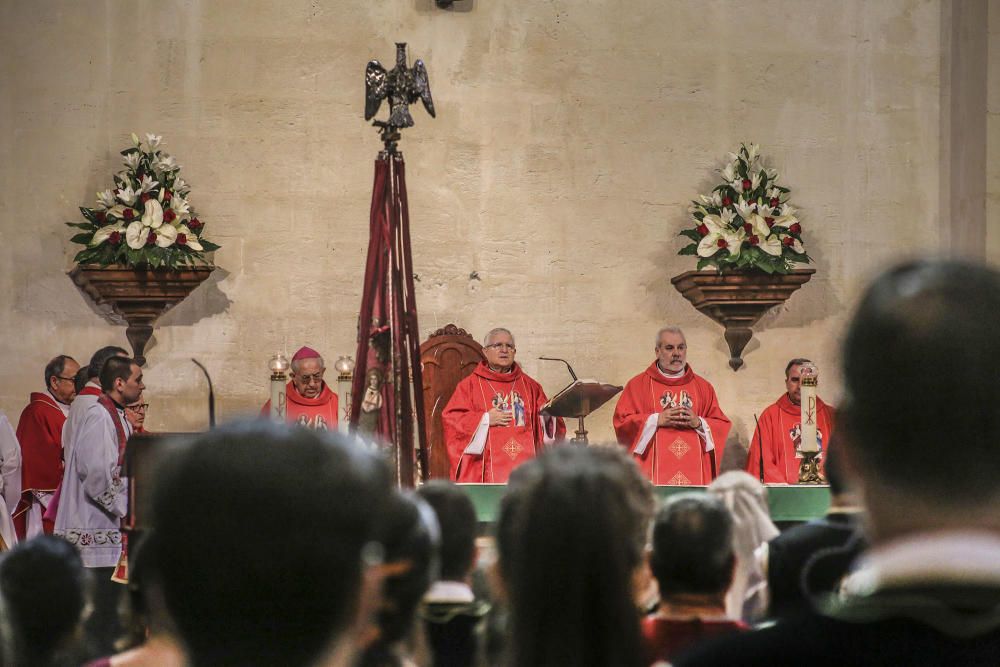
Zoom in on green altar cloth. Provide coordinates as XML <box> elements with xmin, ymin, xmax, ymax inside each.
<box><xmin>461</xmin><ymin>484</ymin><xmax>830</xmax><ymax>523</ymax></box>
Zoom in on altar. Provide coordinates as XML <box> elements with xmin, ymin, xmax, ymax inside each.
<box><xmin>461</xmin><ymin>484</ymin><xmax>831</xmax><ymax>524</ymax></box>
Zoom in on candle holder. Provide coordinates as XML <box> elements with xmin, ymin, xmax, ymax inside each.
<box><xmin>334</xmin><ymin>356</ymin><xmax>356</xmax><ymax>431</ymax></box>
<box><xmin>268</xmin><ymin>353</ymin><xmax>290</xmax><ymax>422</ymax></box>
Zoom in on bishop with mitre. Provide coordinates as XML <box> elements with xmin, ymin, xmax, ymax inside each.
<box><xmin>614</xmin><ymin>327</ymin><xmax>731</xmax><ymax>485</ymax></box>
<box><xmin>261</xmin><ymin>346</ymin><xmax>338</xmax><ymax>430</ymax></box>
<box><xmin>443</xmin><ymin>328</ymin><xmax>565</xmax><ymax>483</ymax></box>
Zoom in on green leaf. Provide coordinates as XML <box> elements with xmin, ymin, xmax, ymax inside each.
<box><xmin>680</xmin><ymin>229</ymin><xmax>702</xmax><ymax>242</ymax></box>
<box><xmin>678</xmin><ymin>244</ymin><xmax>698</xmax><ymax>256</ymax></box>
<box><xmin>79</xmin><ymin>207</ymin><xmax>98</xmax><ymax>223</ymax></box>
<box><xmin>696</xmin><ymin>258</ymin><xmax>714</xmax><ymax>271</ymax></box>
<box><xmin>70</xmin><ymin>233</ymin><xmax>93</xmax><ymax>245</ymax></box>
<box><xmin>199</xmin><ymin>240</ymin><xmax>220</xmax><ymax>252</ymax></box>
<box><xmin>66</xmin><ymin>222</ymin><xmax>96</xmax><ymax>230</ymax></box>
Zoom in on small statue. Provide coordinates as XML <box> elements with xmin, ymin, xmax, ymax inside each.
<box><xmin>365</xmin><ymin>43</ymin><xmax>435</xmax><ymax>147</ymax></box>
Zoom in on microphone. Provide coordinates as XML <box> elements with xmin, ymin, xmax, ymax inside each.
<box><xmin>191</xmin><ymin>359</ymin><xmax>216</xmax><ymax>429</ymax></box>
<box><xmin>752</xmin><ymin>413</ymin><xmax>765</xmax><ymax>483</ymax></box>
<box><xmin>538</xmin><ymin>356</ymin><xmax>578</xmax><ymax>381</ymax></box>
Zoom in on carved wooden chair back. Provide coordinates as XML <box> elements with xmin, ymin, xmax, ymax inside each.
<box><xmin>420</xmin><ymin>324</ymin><xmax>485</xmax><ymax>479</ymax></box>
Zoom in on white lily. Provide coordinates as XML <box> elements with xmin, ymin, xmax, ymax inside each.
<box><xmin>138</xmin><ymin>174</ymin><xmax>159</xmax><ymax>194</ymax></box>
<box><xmin>697</xmin><ymin>215</ymin><xmax>745</xmax><ymax>258</ymax></box>
<box><xmin>751</xmin><ymin>171</ymin><xmax>762</xmax><ymax>190</ymax></box>
<box><xmin>144</xmin><ymin>134</ymin><xmax>163</xmax><ymax>152</ymax></box>
<box><xmin>756</xmin><ymin>201</ymin><xmax>773</xmax><ymax>217</ymax></box>
<box><xmin>154</xmin><ymin>154</ymin><xmax>178</xmax><ymax>173</ymax></box>
<box><xmin>96</xmin><ymin>189</ymin><xmax>116</xmax><ymax>209</ymax></box>
<box><xmin>126</xmin><ymin>221</ymin><xmax>147</xmax><ymax>249</ymax></box>
<box><xmin>116</xmin><ymin>184</ymin><xmax>138</xmax><ymax>206</ymax></box>
<box><xmin>175</xmin><ymin>224</ymin><xmax>203</xmax><ymax>251</ymax></box>
<box><xmin>90</xmin><ymin>222</ymin><xmax>125</xmax><ymax>246</ymax></box>
<box><xmin>155</xmin><ymin>224</ymin><xmax>178</xmax><ymax>248</ymax></box>
<box><xmin>771</xmin><ymin>203</ymin><xmax>798</xmax><ymax>229</ymax></box>
<box><xmin>767</xmin><ymin>168</ymin><xmax>779</xmax><ymax>180</ymax></box>
<box><xmin>172</xmin><ymin>177</ymin><xmax>190</xmax><ymax>195</ymax></box>
<box><xmin>767</xmin><ymin>187</ymin><xmax>781</xmax><ymax>200</ymax></box>
<box><xmin>170</xmin><ymin>195</ymin><xmax>190</xmax><ymax>216</ymax></box>
<box><xmin>720</xmin><ymin>208</ymin><xmax>737</xmax><ymax>225</ymax></box>
<box><xmin>131</xmin><ymin>133</ymin><xmax>141</xmax><ymax>147</ymax></box>
<box><xmin>689</xmin><ymin>203</ymin><xmax>707</xmax><ymax>216</ymax></box>
<box><xmin>123</xmin><ymin>152</ymin><xmax>141</xmax><ymax>171</ymax></box>
<box><xmin>745</xmin><ymin>143</ymin><xmax>760</xmax><ymax>162</ymax></box>
<box><xmin>106</xmin><ymin>204</ymin><xmax>127</xmax><ymax>220</ymax></box>
<box><xmin>747</xmin><ymin>214</ymin><xmax>783</xmax><ymax>256</ymax></box>
<box><xmin>141</xmin><ymin>199</ymin><xmax>164</xmax><ymax>229</ymax></box>
<box><xmin>721</xmin><ymin>162</ymin><xmax>735</xmax><ymax>183</ymax></box>
<box><xmin>734</xmin><ymin>197</ymin><xmax>756</xmax><ymax>221</ymax></box>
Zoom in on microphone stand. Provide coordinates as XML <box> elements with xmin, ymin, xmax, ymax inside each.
<box><xmin>191</xmin><ymin>359</ymin><xmax>216</xmax><ymax>429</ymax></box>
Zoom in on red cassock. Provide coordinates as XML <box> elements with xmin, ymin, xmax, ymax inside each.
<box><xmin>745</xmin><ymin>393</ymin><xmax>836</xmax><ymax>484</ymax></box>
<box><xmin>443</xmin><ymin>362</ymin><xmax>565</xmax><ymax>483</ymax></box>
<box><xmin>14</xmin><ymin>392</ymin><xmax>67</xmax><ymax>537</ymax></box>
<box><xmin>261</xmin><ymin>382</ymin><xmax>339</xmax><ymax>431</ymax></box>
<box><xmin>613</xmin><ymin>364</ymin><xmax>731</xmax><ymax>485</ymax></box>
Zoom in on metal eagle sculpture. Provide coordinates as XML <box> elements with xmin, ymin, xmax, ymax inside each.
<box><xmin>365</xmin><ymin>43</ymin><xmax>435</xmax><ymax>150</ymax></box>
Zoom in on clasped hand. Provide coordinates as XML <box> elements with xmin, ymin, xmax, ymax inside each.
<box><xmin>489</xmin><ymin>407</ymin><xmax>513</xmax><ymax>427</ymax></box>
<box><xmin>657</xmin><ymin>406</ymin><xmax>699</xmax><ymax>429</ymax></box>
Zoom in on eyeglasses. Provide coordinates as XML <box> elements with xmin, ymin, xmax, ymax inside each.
<box><xmin>296</xmin><ymin>373</ymin><xmax>325</xmax><ymax>384</ymax></box>
<box><xmin>485</xmin><ymin>343</ymin><xmax>516</xmax><ymax>351</ymax></box>
<box><xmin>54</xmin><ymin>376</ymin><xmax>76</xmax><ymax>383</ymax></box>
<box><xmin>125</xmin><ymin>403</ymin><xmax>149</xmax><ymax>413</ymax></box>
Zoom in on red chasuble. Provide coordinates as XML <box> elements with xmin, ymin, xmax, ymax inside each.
<box><xmin>613</xmin><ymin>364</ymin><xmax>730</xmax><ymax>485</ymax></box>
<box><xmin>14</xmin><ymin>392</ymin><xmax>67</xmax><ymax>537</ymax></box>
<box><xmin>260</xmin><ymin>382</ymin><xmax>339</xmax><ymax>431</ymax></box>
<box><xmin>745</xmin><ymin>394</ymin><xmax>836</xmax><ymax>484</ymax></box>
<box><xmin>443</xmin><ymin>362</ymin><xmax>565</xmax><ymax>484</ymax></box>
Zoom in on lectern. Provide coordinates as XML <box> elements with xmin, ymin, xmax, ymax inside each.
<box><xmin>539</xmin><ymin>357</ymin><xmax>622</xmax><ymax>445</ymax></box>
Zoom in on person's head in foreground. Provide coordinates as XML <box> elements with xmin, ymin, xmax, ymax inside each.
<box><xmin>496</xmin><ymin>445</ymin><xmax>655</xmax><ymax>667</ymax></box>
<box><xmin>840</xmin><ymin>259</ymin><xmax>1000</xmax><ymax>540</ymax></box>
<box><xmin>148</xmin><ymin>421</ymin><xmax>391</xmax><ymax>667</ymax></box>
<box><xmin>358</xmin><ymin>491</ymin><xmax>440</xmax><ymax>667</ymax></box>
<box><xmin>0</xmin><ymin>535</ymin><xmax>88</xmax><ymax>667</ymax></box>
<box><xmin>651</xmin><ymin>493</ymin><xmax>735</xmax><ymax>608</ymax></box>
<box><xmin>416</xmin><ymin>480</ymin><xmax>478</xmax><ymax>584</ymax></box>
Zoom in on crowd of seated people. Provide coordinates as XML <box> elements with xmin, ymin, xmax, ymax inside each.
<box><xmin>0</xmin><ymin>258</ymin><xmax>997</xmax><ymax>667</ymax></box>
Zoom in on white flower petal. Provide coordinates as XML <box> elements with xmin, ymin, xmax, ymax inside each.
<box><xmin>697</xmin><ymin>233</ymin><xmax>722</xmax><ymax>258</ymax></box>
<box><xmin>156</xmin><ymin>224</ymin><xmax>178</xmax><ymax>247</ymax></box>
<box><xmin>142</xmin><ymin>199</ymin><xmax>164</xmax><ymax>229</ymax></box>
<box><xmin>125</xmin><ymin>221</ymin><xmax>146</xmax><ymax>249</ymax></box>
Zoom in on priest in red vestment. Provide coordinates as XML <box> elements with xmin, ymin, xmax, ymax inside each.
<box><xmin>261</xmin><ymin>346</ymin><xmax>339</xmax><ymax>431</ymax></box>
<box><xmin>745</xmin><ymin>358</ymin><xmax>836</xmax><ymax>484</ymax></box>
<box><xmin>614</xmin><ymin>327</ymin><xmax>730</xmax><ymax>485</ymax></box>
<box><xmin>13</xmin><ymin>354</ymin><xmax>79</xmax><ymax>539</ymax></box>
<box><xmin>443</xmin><ymin>328</ymin><xmax>565</xmax><ymax>483</ymax></box>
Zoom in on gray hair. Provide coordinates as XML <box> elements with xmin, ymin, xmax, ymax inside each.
<box><xmin>291</xmin><ymin>355</ymin><xmax>325</xmax><ymax>374</ymax></box>
<box><xmin>483</xmin><ymin>328</ymin><xmax>515</xmax><ymax>347</ymax></box>
<box><xmin>655</xmin><ymin>326</ymin><xmax>685</xmax><ymax>347</ymax></box>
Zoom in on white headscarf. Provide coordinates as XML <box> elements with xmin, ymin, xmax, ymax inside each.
<box><xmin>708</xmin><ymin>471</ymin><xmax>779</xmax><ymax>622</ymax></box>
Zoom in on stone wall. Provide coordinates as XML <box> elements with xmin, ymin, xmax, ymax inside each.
<box><xmin>0</xmin><ymin>0</ymin><xmax>983</xmax><ymax>469</ymax></box>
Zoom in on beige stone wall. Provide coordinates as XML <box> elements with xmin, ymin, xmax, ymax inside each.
<box><xmin>988</xmin><ymin>0</ymin><xmax>1000</xmax><ymax>263</ymax></box>
<box><xmin>0</xmin><ymin>1</ymin><xmax>957</xmax><ymax>468</ymax></box>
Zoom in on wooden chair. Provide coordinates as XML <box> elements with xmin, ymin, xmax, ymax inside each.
<box><xmin>420</xmin><ymin>324</ymin><xmax>485</xmax><ymax>479</ymax></box>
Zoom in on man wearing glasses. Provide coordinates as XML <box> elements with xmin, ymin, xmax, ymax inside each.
<box><xmin>261</xmin><ymin>346</ymin><xmax>339</xmax><ymax>431</ymax></box>
<box><xmin>13</xmin><ymin>354</ymin><xmax>79</xmax><ymax>539</ymax></box>
<box><xmin>124</xmin><ymin>395</ymin><xmax>149</xmax><ymax>434</ymax></box>
<box><xmin>443</xmin><ymin>328</ymin><xmax>565</xmax><ymax>483</ymax></box>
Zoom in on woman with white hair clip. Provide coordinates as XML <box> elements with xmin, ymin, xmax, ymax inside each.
<box><xmin>707</xmin><ymin>471</ymin><xmax>779</xmax><ymax>622</ymax></box>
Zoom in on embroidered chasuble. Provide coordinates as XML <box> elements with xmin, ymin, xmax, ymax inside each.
<box><xmin>746</xmin><ymin>394</ymin><xmax>836</xmax><ymax>484</ymax></box>
<box><xmin>260</xmin><ymin>382</ymin><xmax>339</xmax><ymax>431</ymax></box>
<box><xmin>613</xmin><ymin>363</ymin><xmax>730</xmax><ymax>485</ymax></box>
<box><xmin>443</xmin><ymin>362</ymin><xmax>565</xmax><ymax>483</ymax></box>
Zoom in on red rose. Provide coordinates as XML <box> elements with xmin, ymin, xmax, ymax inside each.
<box><xmin>721</xmin><ymin>196</ymin><xmax>732</xmax><ymax>207</ymax></box>
<box><xmin>146</xmin><ymin>231</ymin><xmax>157</xmax><ymax>245</ymax></box>
<box><xmin>717</xmin><ymin>238</ymin><xmax>728</xmax><ymax>249</ymax></box>
<box><xmin>96</xmin><ymin>211</ymin><xmax>107</xmax><ymax>224</ymax></box>
<box><xmin>189</xmin><ymin>218</ymin><xmax>202</xmax><ymax>231</ymax></box>
<box><xmin>789</xmin><ymin>223</ymin><xmax>802</xmax><ymax>234</ymax></box>
<box><xmin>769</xmin><ymin>197</ymin><xmax>779</xmax><ymax>207</ymax></box>
<box><xmin>109</xmin><ymin>231</ymin><xmax>121</xmax><ymax>245</ymax></box>
<box><xmin>742</xmin><ymin>223</ymin><xmax>752</xmax><ymax>234</ymax></box>
<box><xmin>765</xmin><ymin>217</ymin><xmax>774</xmax><ymax>228</ymax></box>
<box><xmin>163</xmin><ymin>209</ymin><xmax>176</xmax><ymax>223</ymax></box>
<box><xmin>123</xmin><ymin>208</ymin><xmax>134</xmax><ymax>221</ymax></box>
<box><xmin>697</xmin><ymin>223</ymin><xmax>709</xmax><ymax>236</ymax></box>
<box><xmin>749</xmin><ymin>235</ymin><xmax>759</xmax><ymax>246</ymax></box>
<box><xmin>141</xmin><ymin>193</ymin><xmax>151</xmax><ymax>203</ymax></box>
<box><xmin>742</xmin><ymin>179</ymin><xmax>751</xmax><ymax>191</ymax></box>
<box><xmin>177</xmin><ymin>233</ymin><xmax>187</xmax><ymax>246</ymax></box>
<box><xmin>163</xmin><ymin>190</ymin><xmax>172</xmax><ymax>202</ymax></box>
<box><xmin>782</xmin><ymin>236</ymin><xmax>794</xmax><ymax>247</ymax></box>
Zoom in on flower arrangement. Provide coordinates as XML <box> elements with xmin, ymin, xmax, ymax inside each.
<box><xmin>680</xmin><ymin>143</ymin><xmax>810</xmax><ymax>274</ymax></box>
<box><xmin>67</xmin><ymin>133</ymin><xmax>218</xmax><ymax>269</ymax></box>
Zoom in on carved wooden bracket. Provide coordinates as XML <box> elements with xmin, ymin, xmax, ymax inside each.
<box><xmin>69</xmin><ymin>265</ymin><xmax>215</xmax><ymax>366</ymax></box>
<box><xmin>671</xmin><ymin>269</ymin><xmax>816</xmax><ymax>371</ymax></box>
